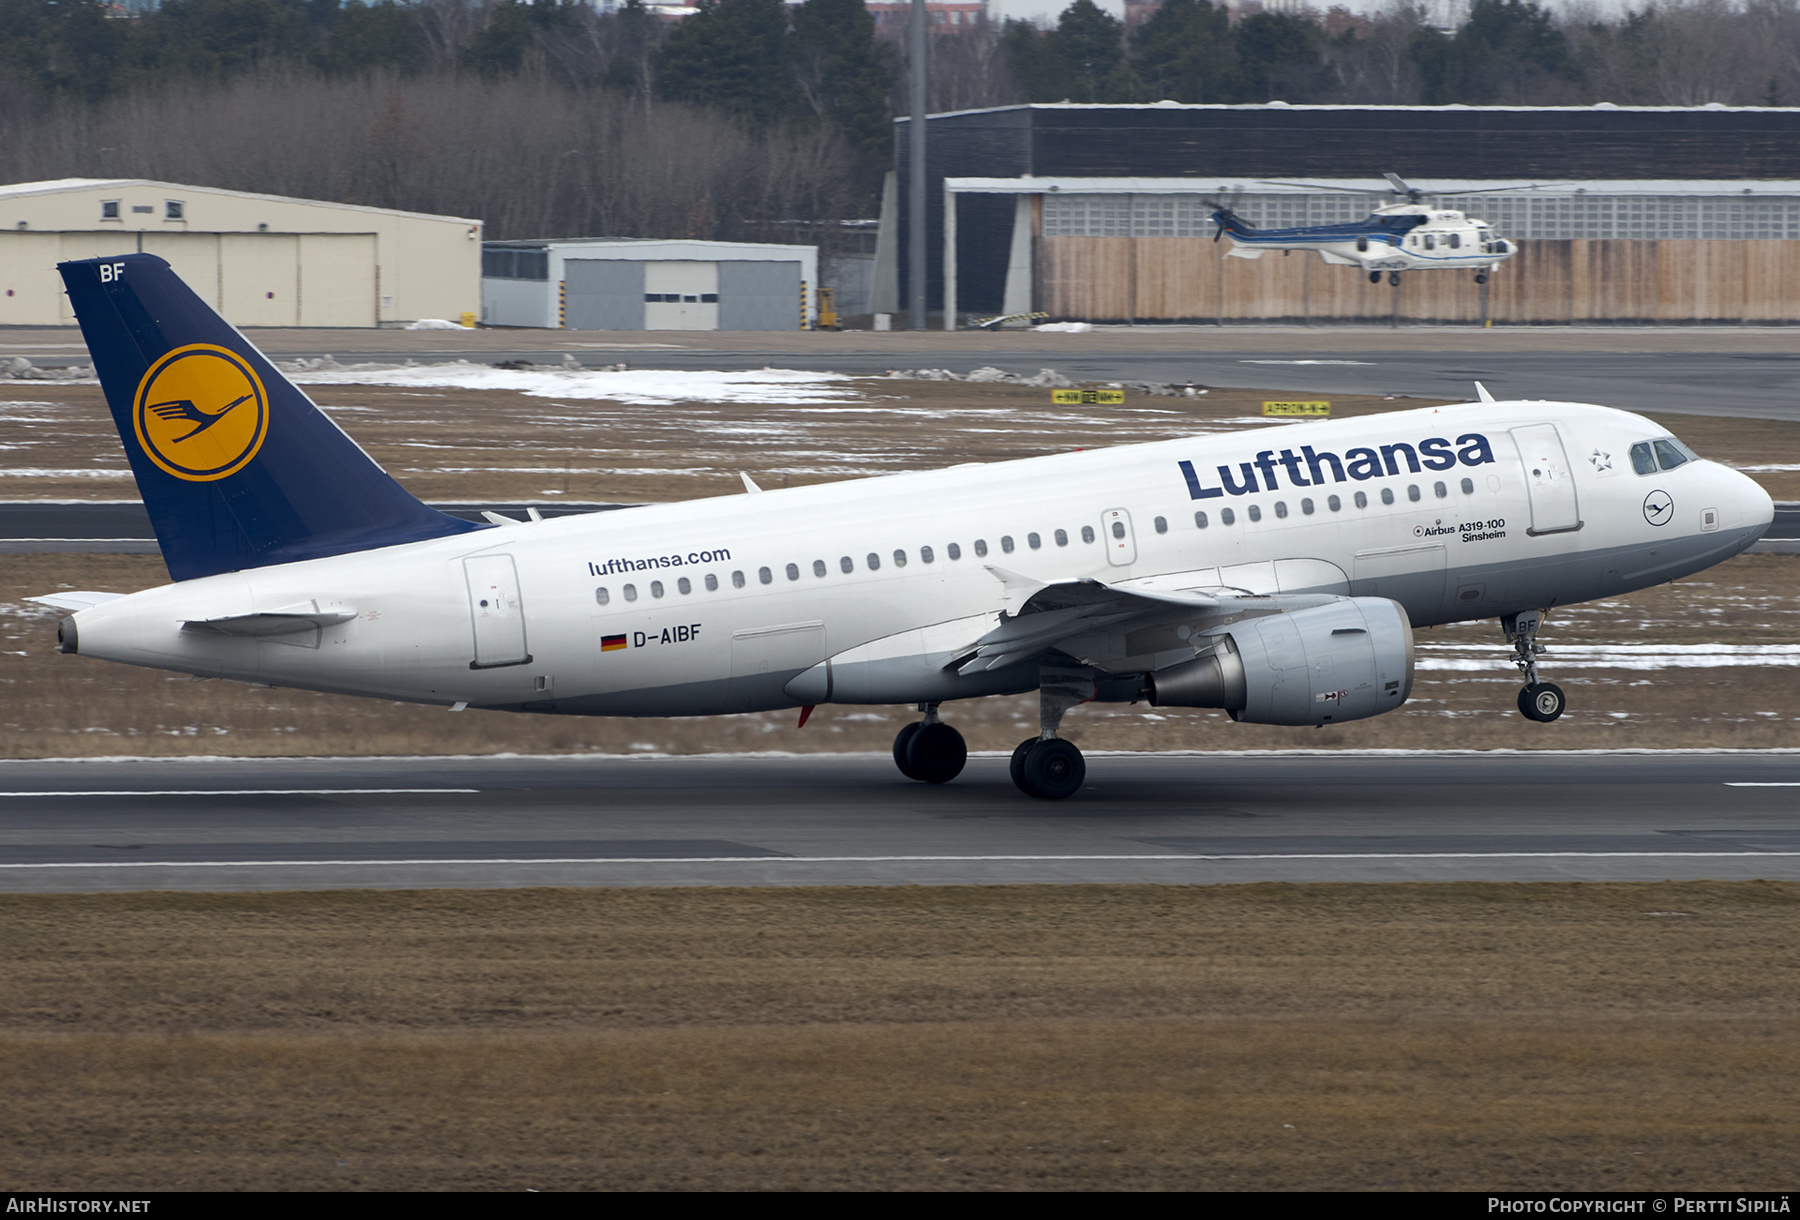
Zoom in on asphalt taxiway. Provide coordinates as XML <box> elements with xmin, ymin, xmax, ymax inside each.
<box><xmin>2</xmin><ymin>752</ymin><xmax>1796</xmax><ymax>892</ymax></box>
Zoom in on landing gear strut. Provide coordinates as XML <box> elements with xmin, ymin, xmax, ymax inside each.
<box><xmin>1010</xmin><ymin>668</ymin><xmax>1093</xmax><ymax>800</ymax></box>
<box><xmin>1504</xmin><ymin>610</ymin><xmax>1566</xmax><ymax>723</ymax></box>
<box><xmin>892</xmin><ymin>703</ymin><xmax>967</xmax><ymax>784</ymax></box>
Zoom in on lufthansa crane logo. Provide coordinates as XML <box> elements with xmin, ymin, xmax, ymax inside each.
<box><xmin>132</xmin><ymin>344</ymin><xmax>269</xmax><ymax>481</ymax></box>
<box><xmin>1643</xmin><ymin>489</ymin><xmax>1674</xmax><ymax>527</ymax></box>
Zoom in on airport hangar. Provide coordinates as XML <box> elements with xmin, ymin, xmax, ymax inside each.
<box><xmin>887</xmin><ymin>103</ymin><xmax>1800</xmax><ymax>326</ymax></box>
<box><xmin>480</xmin><ymin>238</ymin><xmax>822</xmax><ymax>330</ymax></box>
<box><xmin>0</xmin><ymin>178</ymin><xmax>481</xmax><ymax>327</ymax></box>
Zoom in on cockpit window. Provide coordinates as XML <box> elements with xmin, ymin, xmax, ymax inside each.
<box><xmin>1653</xmin><ymin>438</ymin><xmax>1696</xmax><ymax>470</ymax></box>
<box><xmin>1630</xmin><ymin>442</ymin><xmax>1657</xmax><ymax>475</ymax></box>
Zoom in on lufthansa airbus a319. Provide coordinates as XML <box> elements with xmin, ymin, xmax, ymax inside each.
<box><xmin>34</xmin><ymin>255</ymin><xmax>1774</xmax><ymax>799</ymax></box>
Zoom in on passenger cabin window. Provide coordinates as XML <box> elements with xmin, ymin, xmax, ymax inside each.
<box><xmin>596</xmin><ymin>587</ymin><xmax>610</xmax><ymax>605</ymax></box>
<box><xmin>1408</xmin><ymin>484</ymin><xmax>1422</xmax><ymax>502</ymax></box>
<box><xmin>893</xmin><ymin>549</ymin><xmax>908</xmax><ymax>567</ymax></box>
<box><xmin>1301</xmin><ymin>499</ymin><xmax>1314</xmax><ymax>515</ymax></box>
<box><xmin>732</xmin><ymin>571</ymin><xmax>745</xmax><ymax>588</ymax></box>
<box><xmin>786</xmin><ymin>563</ymin><xmax>799</xmax><ymax>581</ymax></box>
<box><xmin>1354</xmin><ymin>492</ymin><xmax>1368</xmax><ymax>509</ymax></box>
<box><xmin>624</xmin><ymin>584</ymin><xmax>638</xmax><ymax>601</ymax></box>
<box><xmin>1153</xmin><ymin>517</ymin><xmax>1167</xmax><ymax>534</ymax></box>
<box><xmin>840</xmin><ymin>556</ymin><xmax>854</xmax><ymax>573</ymax></box>
<box><xmin>1194</xmin><ymin>511</ymin><xmax>1209</xmax><ymax>529</ymax></box>
<box><xmin>1274</xmin><ymin>501</ymin><xmax>1288</xmax><ymax>519</ymax></box>
<box><xmin>678</xmin><ymin>577</ymin><xmax>691</xmax><ymax>594</ymax></box>
<box><xmin>1460</xmin><ymin>478</ymin><xmax>1474</xmax><ymax>495</ymax></box>
<box><xmin>947</xmin><ymin>543</ymin><xmax>961</xmax><ymax>560</ymax></box>
<box><xmin>974</xmin><ymin>539</ymin><xmax>988</xmax><ymax>557</ymax></box>
<box><xmin>1054</xmin><ymin>529</ymin><xmax>1068</xmax><ymax>547</ymax></box>
<box><xmin>921</xmin><ymin>546</ymin><xmax>934</xmax><ymax>563</ymax></box>
<box><xmin>1434</xmin><ymin>482</ymin><xmax>1448</xmax><ymax>499</ymax></box>
<box><xmin>706</xmin><ymin>574</ymin><xmax>719</xmax><ymax>591</ymax></box>
<box><xmin>1247</xmin><ymin>505</ymin><xmax>1262</xmax><ymax>522</ymax></box>
<box><xmin>758</xmin><ymin>567</ymin><xmax>773</xmax><ymax>585</ymax></box>
<box><xmin>1220</xmin><ymin>508</ymin><xmax>1235</xmax><ymax>526</ymax></box>
<box><xmin>1001</xmin><ymin>536</ymin><xmax>1014</xmax><ymax>553</ymax></box>
<box><xmin>651</xmin><ymin>580</ymin><xmax>664</xmax><ymax>598</ymax></box>
<box><xmin>813</xmin><ymin>560</ymin><xmax>827</xmax><ymax>577</ymax></box>
<box><xmin>1027</xmin><ymin>533</ymin><xmax>1041</xmax><ymax>550</ymax></box>
<box><xmin>867</xmin><ymin>552</ymin><xmax>881</xmax><ymax>570</ymax></box>
<box><xmin>1381</xmin><ymin>488</ymin><xmax>1396</xmax><ymax>505</ymax></box>
<box><xmin>1329</xmin><ymin>495</ymin><xmax>1341</xmax><ymax>511</ymax></box>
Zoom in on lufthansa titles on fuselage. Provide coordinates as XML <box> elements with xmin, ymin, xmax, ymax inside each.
<box><xmin>1178</xmin><ymin>432</ymin><xmax>1496</xmax><ymax>500</ymax></box>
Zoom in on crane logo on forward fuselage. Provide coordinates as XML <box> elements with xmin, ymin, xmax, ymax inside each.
<box><xmin>132</xmin><ymin>344</ymin><xmax>269</xmax><ymax>482</ymax></box>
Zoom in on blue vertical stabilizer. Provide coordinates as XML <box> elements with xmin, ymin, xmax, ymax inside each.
<box><xmin>59</xmin><ymin>253</ymin><xmax>481</xmax><ymax>581</ymax></box>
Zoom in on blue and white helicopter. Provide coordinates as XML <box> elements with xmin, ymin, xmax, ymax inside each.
<box><xmin>1210</xmin><ymin>173</ymin><xmax>1523</xmax><ymax>286</ymax></box>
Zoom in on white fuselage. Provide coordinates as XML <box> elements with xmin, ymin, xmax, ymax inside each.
<box><xmin>66</xmin><ymin>401</ymin><xmax>1772</xmax><ymax>717</ymax></box>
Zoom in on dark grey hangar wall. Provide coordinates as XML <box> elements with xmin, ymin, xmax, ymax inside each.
<box><xmin>896</xmin><ymin>103</ymin><xmax>1800</xmax><ymax>324</ymax></box>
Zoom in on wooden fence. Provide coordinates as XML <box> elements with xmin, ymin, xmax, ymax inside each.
<box><xmin>1037</xmin><ymin>237</ymin><xmax>1800</xmax><ymax>324</ymax></box>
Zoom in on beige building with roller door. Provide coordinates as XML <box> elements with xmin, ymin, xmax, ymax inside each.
<box><xmin>0</xmin><ymin>179</ymin><xmax>481</xmax><ymax>327</ymax></box>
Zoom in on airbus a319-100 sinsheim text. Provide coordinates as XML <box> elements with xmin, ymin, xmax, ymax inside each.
<box><xmin>34</xmin><ymin>255</ymin><xmax>1773</xmax><ymax>799</ymax></box>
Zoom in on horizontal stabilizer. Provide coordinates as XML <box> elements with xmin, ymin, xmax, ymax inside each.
<box><xmin>27</xmin><ymin>591</ymin><xmax>123</xmax><ymax>613</ymax></box>
<box><xmin>184</xmin><ymin>602</ymin><xmax>357</xmax><ymax>637</ymax></box>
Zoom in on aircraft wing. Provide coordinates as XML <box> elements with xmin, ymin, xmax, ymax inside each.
<box><xmin>956</xmin><ymin>568</ymin><xmax>1329</xmax><ymax>676</ymax></box>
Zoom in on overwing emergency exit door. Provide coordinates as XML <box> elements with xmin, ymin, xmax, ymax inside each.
<box><xmin>1102</xmin><ymin>508</ymin><xmax>1137</xmax><ymax>565</ymax></box>
<box><xmin>464</xmin><ymin>554</ymin><xmax>531</xmax><ymax>669</ymax></box>
<box><xmin>1511</xmin><ymin>424</ymin><xmax>1582</xmax><ymax>535</ymax></box>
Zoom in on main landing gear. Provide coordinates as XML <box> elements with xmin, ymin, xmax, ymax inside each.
<box><xmin>1009</xmin><ymin>669</ymin><xmax>1093</xmax><ymax>801</ymax></box>
<box><xmin>893</xmin><ymin>704</ymin><xmax>967</xmax><ymax>785</ymax></box>
<box><xmin>1504</xmin><ymin>610</ymin><xmax>1566</xmax><ymax>723</ymax></box>
<box><xmin>889</xmin><ymin>671</ymin><xmax>1095</xmax><ymax>800</ymax></box>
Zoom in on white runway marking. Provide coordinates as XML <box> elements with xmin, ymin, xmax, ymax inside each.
<box><xmin>1724</xmin><ymin>782</ymin><xmax>1800</xmax><ymax>787</ymax></box>
<box><xmin>4</xmin><ymin>851</ymin><xmax>1799</xmax><ymax>870</ymax></box>
<box><xmin>0</xmin><ymin>789</ymin><xmax>480</xmax><ymax>797</ymax></box>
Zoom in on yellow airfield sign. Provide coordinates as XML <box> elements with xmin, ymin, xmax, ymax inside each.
<box><xmin>1053</xmin><ymin>389</ymin><xmax>1126</xmax><ymax>405</ymax></box>
<box><xmin>1263</xmin><ymin>400</ymin><xmax>1330</xmax><ymax>417</ymax></box>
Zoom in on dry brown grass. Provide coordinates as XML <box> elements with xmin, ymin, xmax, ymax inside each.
<box><xmin>0</xmin><ymin>882</ymin><xmax>1796</xmax><ymax>1190</ymax></box>
<box><xmin>7</xmin><ymin>377</ymin><xmax>1797</xmax><ymax>504</ymax></box>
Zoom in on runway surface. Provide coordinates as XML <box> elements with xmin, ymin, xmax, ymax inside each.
<box><xmin>2</xmin><ymin>751</ymin><xmax>1797</xmax><ymax>892</ymax></box>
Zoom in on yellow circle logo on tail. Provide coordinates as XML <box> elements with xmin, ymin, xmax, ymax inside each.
<box><xmin>132</xmin><ymin>344</ymin><xmax>269</xmax><ymax>482</ymax></box>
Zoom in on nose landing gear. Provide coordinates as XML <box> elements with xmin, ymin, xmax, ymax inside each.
<box><xmin>892</xmin><ymin>703</ymin><xmax>967</xmax><ymax>784</ymax></box>
<box><xmin>1505</xmin><ymin>610</ymin><xmax>1566</xmax><ymax>723</ymax></box>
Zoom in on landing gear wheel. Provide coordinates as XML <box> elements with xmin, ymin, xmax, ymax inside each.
<box><xmin>1010</xmin><ymin>737</ymin><xmax>1037</xmax><ymax>792</ymax></box>
<box><xmin>1016</xmin><ymin>739</ymin><xmax>1087</xmax><ymax>801</ymax></box>
<box><xmin>892</xmin><ymin>722</ymin><xmax>923</xmax><ymax>779</ymax></box>
<box><xmin>1388</xmin><ymin>272</ymin><xmax>1403</xmax><ymax>287</ymax></box>
<box><xmin>1474</xmin><ymin>272</ymin><xmax>1489</xmax><ymax>284</ymax></box>
<box><xmin>1368</xmin><ymin>271</ymin><xmax>1382</xmax><ymax>284</ymax></box>
<box><xmin>905</xmin><ymin>722</ymin><xmax>967</xmax><ymax>784</ymax></box>
<box><xmin>1518</xmin><ymin>682</ymin><xmax>1566</xmax><ymax>723</ymax></box>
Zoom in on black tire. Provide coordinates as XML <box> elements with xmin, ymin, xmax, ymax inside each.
<box><xmin>906</xmin><ymin>722</ymin><xmax>968</xmax><ymax>785</ymax></box>
<box><xmin>1474</xmin><ymin>272</ymin><xmax>1489</xmax><ymax>284</ymax></box>
<box><xmin>1525</xmin><ymin>682</ymin><xmax>1566</xmax><ymax>723</ymax></box>
<box><xmin>1368</xmin><ymin>271</ymin><xmax>1381</xmax><ymax>284</ymax></box>
<box><xmin>1021</xmin><ymin>739</ymin><xmax>1086</xmax><ymax>801</ymax></box>
<box><xmin>892</xmin><ymin>722</ymin><xmax>923</xmax><ymax>779</ymax></box>
<box><xmin>1517</xmin><ymin>686</ymin><xmax>1538</xmax><ymax>721</ymax></box>
<box><xmin>1010</xmin><ymin>737</ymin><xmax>1038</xmax><ymax>793</ymax></box>
<box><xmin>1388</xmin><ymin>272</ymin><xmax>1403</xmax><ymax>287</ymax></box>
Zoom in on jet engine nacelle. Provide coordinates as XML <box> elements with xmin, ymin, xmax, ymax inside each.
<box><xmin>1147</xmin><ymin>597</ymin><xmax>1414</xmax><ymax>726</ymax></box>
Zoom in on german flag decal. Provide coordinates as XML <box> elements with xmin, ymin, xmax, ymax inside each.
<box><xmin>601</xmin><ymin>634</ymin><xmax>627</xmax><ymax>652</ymax></box>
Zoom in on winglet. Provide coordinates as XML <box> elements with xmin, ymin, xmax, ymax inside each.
<box><xmin>1473</xmin><ymin>381</ymin><xmax>1496</xmax><ymax>403</ymax></box>
<box><xmin>57</xmin><ymin>253</ymin><xmax>481</xmax><ymax>582</ymax></box>
<box><xmin>740</xmin><ymin>472</ymin><xmax>763</xmax><ymax>494</ymax></box>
